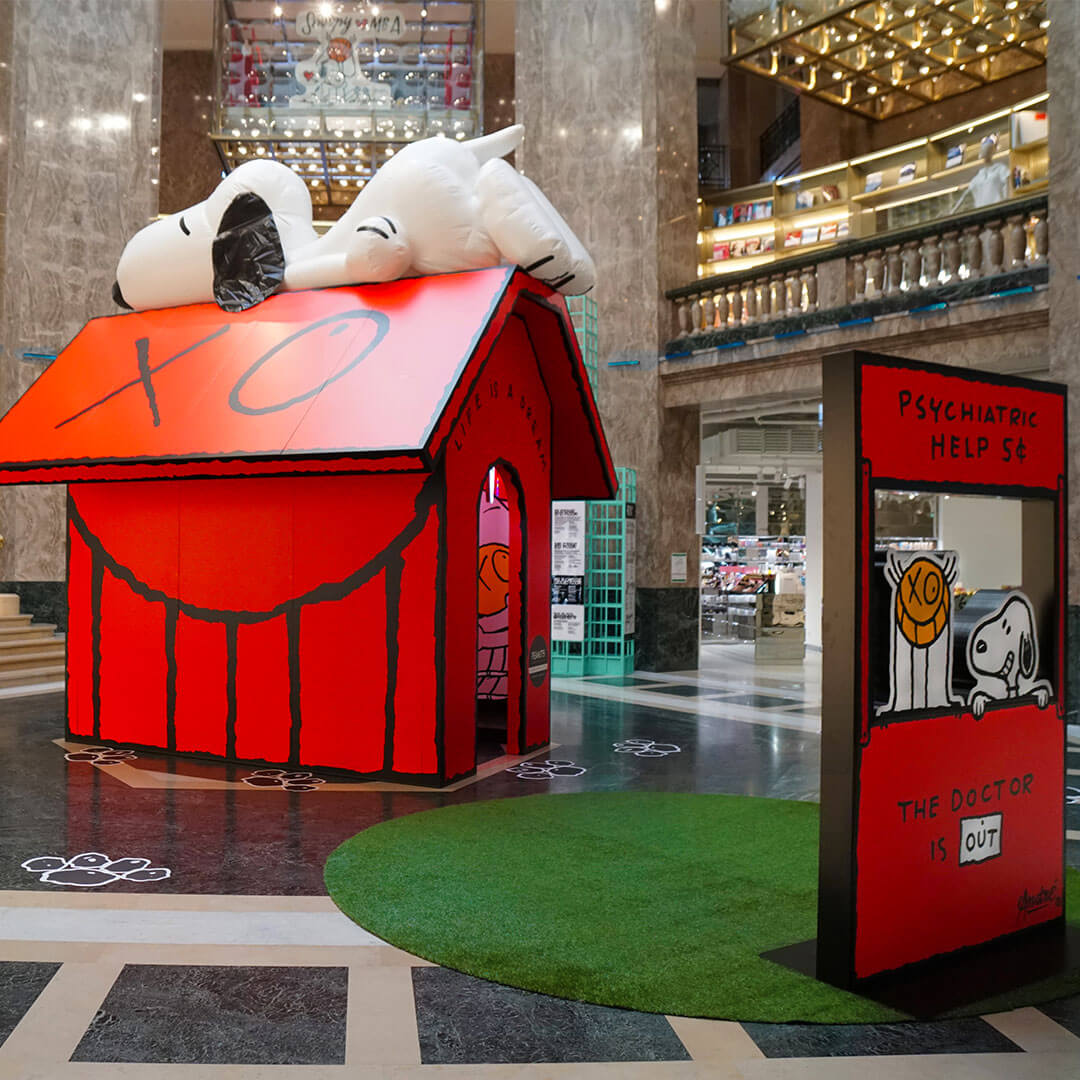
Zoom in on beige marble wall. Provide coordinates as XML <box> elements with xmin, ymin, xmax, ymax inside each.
<box><xmin>0</xmin><ymin>0</ymin><xmax>162</xmax><ymax>581</ymax></box>
<box><xmin>1048</xmin><ymin>0</ymin><xmax>1080</xmax><ymax>605</ymax></box>
<box><xmin>516</xmin><ymin>0</ymin><xmax>699</xmax><ymax>590</ymax></box>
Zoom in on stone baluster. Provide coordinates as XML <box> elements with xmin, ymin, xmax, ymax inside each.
<box><xmin>755</xmin><ymin>278</ymin><xmax>771</xmax><ymax>322</ymax></box>
<box><xmin>1004</xmin><ymin>214</ymin><xmax>1027</xmax><ymax>271</ymax></box>
<box><xmin>900</xmin><ymin>241</ymin><xmax>920</xmax><ymax>292</ymax></box>
<box><xmin>918</xmin><ymin>234</ymin><xmax>941</xmax><ymax>288</ymax></box>
<box><xmin>800</xmin><ymin>267</ymin><xmax>818</xmax><ymax>312</ymax></box>
<box><xmin>850</xmin><ymin>254</ymin><xmax>866</xmax><ymax>303</ymax></box>
<box><xmin>884</xmin><ymin>245</ymin><xmax>902</xmax><ymax>296</ymax></box>
<box><xmin>784</xmin><ymin>269</ymin><xmax>801</xmax><ymax>315</ymax></box>
<box><xmin>960</xmin><ymin>225</ymin><xmax>982</xmax><ymax>279</ymax></box>
<box><xmin>728</xmin><ymin>285</ymin><xmax>742</xmax><ymax>326</ymax></box>
<box><xmin>701</xmin><ymin>293</ymin><xmax>715</xmax><ymax>332</ymax></box>
<box><xmin>941</xmin><ymin>231</ymin><xmax>961</xmax><ymax>284</ymax></box>
<box><xmin>716</xmin><ymin>289</ymin><xmax>729</xmax><ymax>328</ymax></box>
<box><xmin>865</xmin><ymin>250</ymin><xmax>884</xmax><ymax>299</ymax></box>
<box><xmin>769</xmin><ymin>273</ymin><xmax>785</xmax><ymax>316</ymax></box>
<box><xmin>1030</xmin><ymin>210</ymin><xmax>1048</xmax><ymax>266</ymax></box>
<box><xmin>742</xmin><ymin>282</ymin><xmax>757</xmax><ymax>324</ymax></box>
<box><xmin>677</xmin><ymin>298</ymin><xmax>694</xmax><ymax>336</ymax></box>
<box><xmin>980</xmin><ymin>219</ymin><xmax>1004</xmax><ymax>275</ymax></box>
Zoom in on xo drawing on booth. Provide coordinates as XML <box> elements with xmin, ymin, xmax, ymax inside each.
<box><xmin>797</xmin><ymin>350</ymin><xmax>1070</xmax><ymax>1003</ymax></box>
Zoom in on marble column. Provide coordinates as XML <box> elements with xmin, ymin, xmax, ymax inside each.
<box><xmin>516</xmin><ymin>0</ymin><xmax>700</xmax><ymax>670</ymax></box>
<box><xmin>0</xmin><ymin>0</ymin><xmax>162</xmax><ymax>626</ymax></box>
<box><xmin>1047</xmin><ymin>0</ymin><xmax>1080</xmax><ymax>726</ymax></box>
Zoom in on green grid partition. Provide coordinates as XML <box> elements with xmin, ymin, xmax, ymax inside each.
<box><xmin>565</xmin><ymin>295</ymin><xmax>598</xmax><ymax>394</ymax></box>
<box><xmin>551</xmin><ymin>467</ymin><xmax>636</xmax><ymax>678</ymax></box>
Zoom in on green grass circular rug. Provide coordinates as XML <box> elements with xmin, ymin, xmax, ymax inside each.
<box><xmin>324</xmin><ymin>792</ymin><xmax>1080</xmax><ymax>1023</ymax></box>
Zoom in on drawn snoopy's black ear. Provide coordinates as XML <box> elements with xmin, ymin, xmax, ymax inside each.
<box><xmin>1019</xmin><ymin>629</ymin><xmax>1035</xmax><ymax>679</ymax></box>
<box><xmin>212</xmin><ymin>192</ymin><xmax>286</xmax><ymax>312</ymax></box>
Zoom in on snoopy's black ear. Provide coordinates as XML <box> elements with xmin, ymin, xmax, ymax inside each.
<box><xmin>212</xmin><ymin>192</ymin><xmax>286</xmax><ymax>312</ymax></box>
<box><xmin>1019</xmin><ymin>630</ymin><xmax>1035</xmax><ymax>679</ymax></box>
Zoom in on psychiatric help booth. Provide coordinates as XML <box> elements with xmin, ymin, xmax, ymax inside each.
<box><xmin>814</xmin><ymin>350</ymin><xmax>1067</xmax><ymax>992</ymax></box>
<box><xmin>0</xmin><ymin>267</ymin><xmax>615</xmax><ymax>787</ymax></box>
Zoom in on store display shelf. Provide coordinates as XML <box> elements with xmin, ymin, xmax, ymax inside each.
<box><xmin>852</xmin><ymin>177</ymin><xmax>928</xmax><ymax>203</ymax></box>
<box><xmin>1013</xmin><ymin>136</ymin><xmax>1048</xmax><ymax>153</ymax></box>
<box><xmin>1012</xmin><ymin>177</ymin><xmax>1048</xmax><ymax>196</ymax></box>
<box><xmin>928</xmin><ymin>149</ymin><xmax>1010</xmax><ymax>184</ymax></box>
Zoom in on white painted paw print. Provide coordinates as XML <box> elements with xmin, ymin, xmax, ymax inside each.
<box><xmin>506</xmin><ymin>759</ymin><xmax>586</xmax><ymax>780</ymax></box>
<box><xmin>1067</xmin><ymin>786</ymin><xmax>1080</xmax><ymax>806</ymax></box>
<box><xmin>242</xmin><ymin>769</ymin><xmax>325</xmax><ymax>791</ymax></box>
<box><xmin>21</xmin><ymin>852</ymin><xmax>171</xmax><ymax>888</ymax></box>
<box><xmin>65</xmin><ymin>746</ymin><xmax>137</xmax><ymax>765</ymax></box>
<box><xmin>613</xmin><ymin>738</ymin><xmax>681</xmax><ymax>758</ymax></box>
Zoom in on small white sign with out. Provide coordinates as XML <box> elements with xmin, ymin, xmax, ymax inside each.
<box><xmin>959</xmin><ymin>813</ymin><xmax>1002</xmax><ymax>865</ymax></box>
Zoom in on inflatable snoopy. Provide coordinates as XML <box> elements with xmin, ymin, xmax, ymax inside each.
<box><xmin>113</xmin><ymin>125</ymin><xmax>595</xmax><ymax>313</ymax></box>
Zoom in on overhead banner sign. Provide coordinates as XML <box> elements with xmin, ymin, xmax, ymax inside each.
<box><xmin>815</xmin><ymin>351</ymin><xmax>1066</xmax><ymax>989</ymax></box>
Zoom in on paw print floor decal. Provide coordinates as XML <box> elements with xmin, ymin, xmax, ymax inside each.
<box><xmin>505</xmin><ymin>759</ymin><xmax>587</xmax><ymax>780</ymax></box>
<box><xmin>21</xmin><ymin>852</ymin><xmax>171</xmax><ymax>888</ymax></box>
<box><xmin>64</xmin><ymin>746</ymin><xmax>137</xmax><ymax>765</ymax></box>
<box><xmin>613</xmin><ymin>739</ymin><xmax>682</xmax><ymax>758</ymax></box>
<box><xmin>1067</xmin><ymin>786</ymin><xmax>1080</xmax><ymax>806</ymax></box>
<box><xmin>241</xmin><ymin>769</ymin><xmax>326</xmax><ymax>791</ymax></box>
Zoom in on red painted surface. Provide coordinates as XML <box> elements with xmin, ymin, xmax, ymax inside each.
<box><xmin>860</xmin><ymin>363</ymin><xmax>1065</xmax><ymax>491</ymax></box>
<box><xmin>855</xmin><ymin>705</ymin><xmax>1064</xmax><ymax>978</ymax></box>
<box><xmin>14</xmin><ymin>275</ymin><xmax>611</xmax><ymax>783</ymax></box>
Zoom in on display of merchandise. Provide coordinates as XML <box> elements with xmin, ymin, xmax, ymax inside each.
<box><xmin>701</xmin><ymin>535</ymin><xmax>806</xmax><ymax>643</ymax></box>
<box><xmin>697</xmin><ymin>95</ymin><xmax>1048</xmax><ymax>280</ymax></box>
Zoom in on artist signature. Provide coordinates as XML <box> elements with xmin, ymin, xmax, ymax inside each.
<box><xmin>1017</xmin><ymin>881</ymin><xmax>1062</xmax><ymax>918</ymax></box>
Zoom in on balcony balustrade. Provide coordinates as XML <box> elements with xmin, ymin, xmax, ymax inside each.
<box><xmin>667</xmin><ymin>194</ymin><xmax>1048</xmax><ymax>356</ymax></box>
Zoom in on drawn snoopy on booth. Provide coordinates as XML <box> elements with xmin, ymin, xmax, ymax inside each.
<box><xmin>878</xmin><ymin>550</ymin><xmax>964</xmax><ymax>716</ymax></box>
<box><xmin>966</xmin><ymin>592</ymin><xmax>1052</xmax><ymax>717</ymax></box>
<box><xmin>112</xmin><ymin>124</ymin><xmax>595</xmax><ymax>313</ymax></box>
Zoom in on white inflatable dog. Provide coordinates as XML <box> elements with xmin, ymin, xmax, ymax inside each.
<box><xmin>966</xmin><ymin>591</ymin><xmax>1052</xmax><ymax>717</ymax></box>
<box><xmin>113</xmin><ymin>125</ymin><xmax>595</xmax><ymax>312</ymax></box>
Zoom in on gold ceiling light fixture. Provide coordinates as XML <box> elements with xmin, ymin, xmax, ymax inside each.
<box><xmin>729</xmin><ymin>0</ymin><xmax>1047</xmax><ymax>120</ymax></box>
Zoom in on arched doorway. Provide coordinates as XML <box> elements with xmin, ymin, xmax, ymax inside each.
<box><xmin>475</xmin><ymin>462</ymin><xmax>526</xmax><ymax>757</ymax></box>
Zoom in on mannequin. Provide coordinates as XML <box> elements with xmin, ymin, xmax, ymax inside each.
<box><xmin>952</xmin><ymin>135</ymin><xmax>1008</xmax><ymax>212</ymax></box>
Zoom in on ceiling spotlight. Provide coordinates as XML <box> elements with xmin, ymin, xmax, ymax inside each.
<box><xmin>919</xmin><ymin>64</ymin><xmax>930</xmax><ymax>74</ymax></box>
<box><xmin>832</xmin><ymin>69</ymin><xmax>843</xmax><ymax>79</ymax></box>
<box><xmin>976</xmin><ymin>42</ymin><xmax>988</xmax><ymax>52</ymax></box>
<box><xmin>847</xmin><ymin>31</ymin><xmax>858</xmax><ymax>42</ymax></box>
<box><xmin>868</xmin><ymin>84</ymin><xmax>878</xmax><ymax>94</ymax></box>
<box><xmin>795</xmin><ymin>53</ymin><xmax>806</xmax><ymax>63</ymax></box>
<box><xmin>904</xmin><ymin>5</ymin><xmax>915</xmax><ymax>15</ymax></box>
<box><xmin>273</xmin><ymin>4</ymin><xmax>283</xmax><ymax>15</ymax></box>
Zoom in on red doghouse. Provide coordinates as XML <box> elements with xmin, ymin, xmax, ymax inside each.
<box><xmin>0</xmin><ymin>267</ymin><xmax>615</xmax><ymax>785</ymax></box>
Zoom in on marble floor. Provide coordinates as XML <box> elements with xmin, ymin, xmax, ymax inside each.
<box><xmin>0</xmin><ymin>678</ymin><xmax>1078</xmax><ymax>1078</ymax></box>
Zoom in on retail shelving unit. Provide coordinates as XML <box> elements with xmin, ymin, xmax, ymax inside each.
<box><xmin>697</xmin><ymin>94</ymin><xmax>1049</xmax><ymax>278</ymax></box>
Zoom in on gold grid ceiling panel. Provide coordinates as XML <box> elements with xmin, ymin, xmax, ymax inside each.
<box><xmin>729</xmin><ymin>0</ymin><xmax>1047</xmax><ymax>120</ymax></box>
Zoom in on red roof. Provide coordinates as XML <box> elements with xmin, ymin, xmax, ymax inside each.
<box><xmin>0</xmin><ymin>268</ymin><xmax>615</xmax><ymax>498</ymax></box>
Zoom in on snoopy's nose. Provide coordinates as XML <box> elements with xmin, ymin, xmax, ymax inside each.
<box><xmin>111</xmin><ymin>281</ymin><xmax>132</xmax><ymax>310</ymax></box>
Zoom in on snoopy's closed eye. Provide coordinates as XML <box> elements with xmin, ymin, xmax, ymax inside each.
<box><xmin>179</xmin><ymin>216</ymin><xmax>190</xmax><ymax>236</ymax></box>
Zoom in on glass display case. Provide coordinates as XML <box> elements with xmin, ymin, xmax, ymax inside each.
<box><xmin>211</xmin><ymin>0</ymin><xmax>483</xmax><ymax>213</ymax></box>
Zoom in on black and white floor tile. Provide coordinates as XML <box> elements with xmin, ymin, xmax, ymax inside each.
<box><xmin>0</xmin><ymin>659</ymin><xmax>1074</xmax><ymax>1077</ymax></box>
